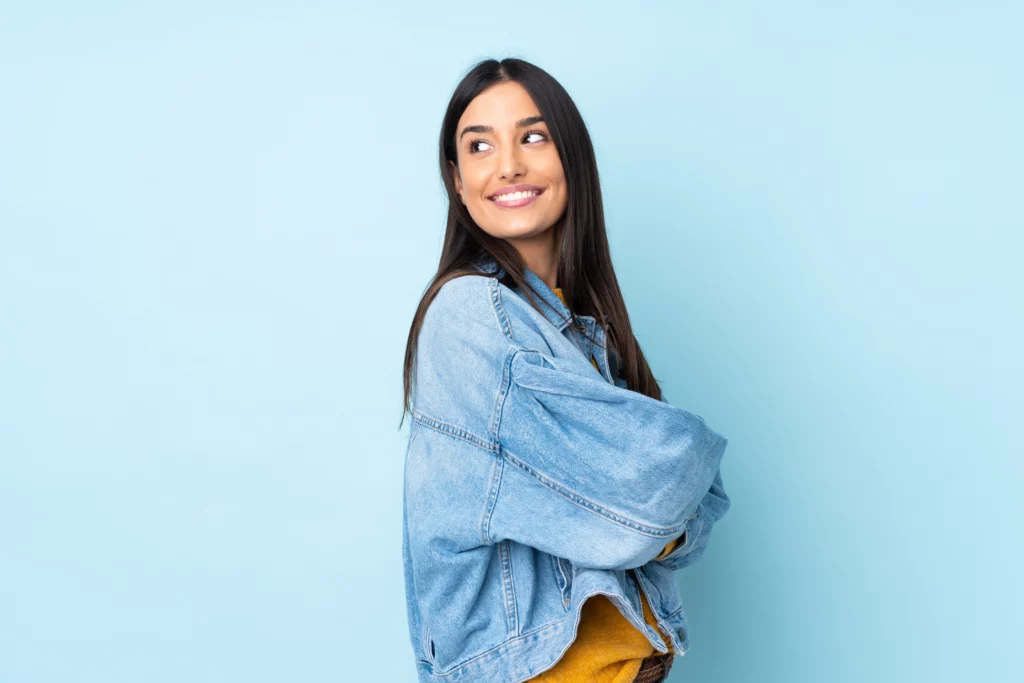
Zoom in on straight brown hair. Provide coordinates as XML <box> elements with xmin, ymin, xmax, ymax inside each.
<box><xmin>400</xmin><ymin>57</ymin><xmax>662</xmax><ymax>429</ymax></box>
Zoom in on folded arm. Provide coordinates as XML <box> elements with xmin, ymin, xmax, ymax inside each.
<box><xmin>414</xmin><ymin>276</ymin><xmax>729</xmax><ymax>570</ymax></box>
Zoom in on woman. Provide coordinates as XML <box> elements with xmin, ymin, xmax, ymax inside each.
<box><xmin>400</xmin><ymin>58</ymin><xmax>731</xmax><ymax>683</ymax></box>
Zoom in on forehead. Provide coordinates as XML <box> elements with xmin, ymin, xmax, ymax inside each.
<box><xmin>458</xmin><ymin>81</ymin><xmax>541</xmax><ymax>127</ymax></box>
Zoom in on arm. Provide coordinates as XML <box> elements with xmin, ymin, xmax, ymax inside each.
<box><xmin>647</xmin><ymin>466</ymin><xmax>731</xmax><ymax>570</ymax></box>
<box><xmin>606</xmin><ymin>338</ymin><xmax>730</xmax><ymax>569</ymax></box>
<box><xmin>589</xmin><ymin>356</ymin><xmax>682</xmax><ymax>561</ymax></box>
<box><xmin>487</xmin><ymin>346</ymin><xmax>727</xmax><ymax>570</ymax></box>
<box><xmin>415</xmin><ymin>276</ymin><xmax>729</xmax><ymax>571</ymax></box>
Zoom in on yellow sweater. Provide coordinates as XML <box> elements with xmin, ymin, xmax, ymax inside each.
<box><xmin>524</xmin><ymin>289</ymin><xmax>679</xmax><ymax>683</ymax></box>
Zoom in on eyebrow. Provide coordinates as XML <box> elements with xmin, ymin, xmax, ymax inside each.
<box><xmin>459</xmin><ymin>115</ymin><xmax>546</xmax><ymax>141</ymax></box>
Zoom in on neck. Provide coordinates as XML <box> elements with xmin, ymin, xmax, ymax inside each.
<box><xmin>506</xmin><ymin>231</ymin><xmax>559</xmax><ymax>291</ymax></box>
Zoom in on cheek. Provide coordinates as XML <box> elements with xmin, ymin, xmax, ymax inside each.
<box><xmin>548</xmin><ymin>171</ymin><xmax>568</xmax><ymax>204</ymax></box>
<box><xmin>541</xmin><ymin>158</ymin><xmax>567</xmax><ymax>190</ymax></box>
<box><xmin>463</xmin><ymin>171</ymin><xmax>491</xmax><ymax>200</ymax></box>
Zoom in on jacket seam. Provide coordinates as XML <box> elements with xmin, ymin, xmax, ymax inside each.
<box><xmin>411</xmin><ymin>410</ymin><xmax>500</xmax><ymax>455</ymax></box>
<box><xmin>481</xmin><ymin>452</ymin><xmax>503</xmax><ymax>545</ymax></box>
<box><xmin>424</xmin><ymin>587</ymin><xmax>661</xmax><ymax>677</ymax></box>
<box><xmin>483</xmin><ymin>452</ymin><xmax>520</xmax><ymax>637</ymax></box>
<box><xmin>488</xmin><ymin>277</ymin><xmax>516</xmax><ymax>341</ymax></box>
<box><xmin>634</xmin><ymin>570</ymin><xmax>689</xmax><ymax>655</ymax></box>
<box><xmin>411</xmin><ymin>409</ymin><xmax>523</xmax><ymax>638</ymax></box>
<box><xmin>488</xmin><ymin>278</ymin><xmax>518</xmax><ymax>439</ymax></box>
<box><xmin>497</xmin><ymin>539</ymin><xmax>519</xmax><ymax>636</ymax></box>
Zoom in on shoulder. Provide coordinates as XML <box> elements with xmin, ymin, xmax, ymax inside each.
<box><xmin>416</xmin><ymin>274</ymin><xmax>516</xmax><ymax>368</ymax></box>
<box><xmin>413</xmin><ymin>274</ymin><xmax>517</xmax><ymax>432</ymax></box>
<box><xmin>423</xmin><ymin>274</ymin><xmax>512</xmax><ymax>340</ymax></box>
<box><xmin>429</xmin><ymin>273</ymin><xmax>492</xmax><ymax>313</ymax></box>
<box><xmin>419</xmin><ymin>272</ymin><xmax>555</xmax><ymax>356</ymax></box>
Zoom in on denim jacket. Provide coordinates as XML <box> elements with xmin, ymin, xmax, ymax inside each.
<box><xmin>402</xmin><ymin>253</ymin><xmax>731</xmax><ymax>683</ymax></box>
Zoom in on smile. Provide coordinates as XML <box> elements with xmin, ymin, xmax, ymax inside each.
<box><xmin>489</xmin><ymin>189</ymin><xmax>544</xmax><ymax>209</ymax></box>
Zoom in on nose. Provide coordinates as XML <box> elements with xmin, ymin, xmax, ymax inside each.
<box><xmin>497</xmin><ymin>141</ymin><xmax>526</xmax><ymax>181</ymax></box>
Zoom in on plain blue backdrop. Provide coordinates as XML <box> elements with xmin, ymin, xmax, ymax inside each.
<box><xmin>1</xmin><ymin>2</ymin><xmax>1020</xmax><ymax>681</ymax></box>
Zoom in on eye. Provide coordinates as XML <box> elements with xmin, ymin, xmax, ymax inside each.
<box><xmin>467</xmin><ymin>130</ymin><xmax>549</xmax><ymax>154</ymax></box>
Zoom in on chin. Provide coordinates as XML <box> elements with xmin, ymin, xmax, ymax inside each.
<box><xmin>501</xmin><ymin>223</ymin><xmax>553</xmax><ymax>239</ymax></box>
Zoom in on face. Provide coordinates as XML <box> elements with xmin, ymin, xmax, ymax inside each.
<box><xmin>449</xmin><ymin>81</ymin><xmax>568</xmax><ymax>244</ymax></box>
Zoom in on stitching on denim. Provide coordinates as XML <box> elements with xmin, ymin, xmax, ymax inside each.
<box><xmin>487</xmin><ymin>281</ymin><xmax>521</xmax><ymax>441</ymax></box>
<box><xmin>594</xmin><ymin>323</ymin><xmax>613</xmax><ymax>383</ymax></box>
<box><xmin>482</xmin><ymin>453</ymin><xmax>503</xmax><ymax>545</ymax></box>
<box><xmin>549</xmin><ymin>554</ymin><xmax>563</xmax><ymax>595</ymax></box>
<box><xmin>489</xmin><ymin>277</ymin><xmax>516</xmax><ymax>341</ymax></box>
<box><xmin>499</xmin><ymin>445</ymin><xmax>685</xmax><ymax>538</ymax></box>
<box><xmin>425</xmin><ymin>607</ymin><xmax>565</xmax><ymax>676</ymax></box>
<box><xmin>507</xmin><ymin>539</ymin><xmax>520</xmax><ymax>636</ymax></box>
<box><xmin>497</xmin><ymin>539</ymin><xmax>519</xmax><ymax>637</ymax></box>
<box><xmin>633</xmin><ymin>569</ymin><xmax>676</xmax><ymax>652</ymax></box>
<box><xmin>411</xmin><ymin>410</ymin><xmax>499</xmax><ymax>454</ymax></box>
<box><xmin>548</xmin><ymin>555</ymin><xmax>572</xmax><ymax>609</ymax></box>
<box><xmin>495</xmin><ymin>347</ymin><xmax>683</xmax><ymax>537</ymax></box>
<box><xmin>488</xmin><ymin>337</ymin><xmax>513</xmax><ymax>443</ymax></box>
<box><xmin>637</xmin><ymin>563</ymin><xmax>666</xmax><ymax>608</ymax></box>
<box><xmin>493</xmin><ymin>344</ymin><xmax>516</xmax><ymax>438</ymax></box>
<box><xmin>663</xmin><ymin>604</ymin><xmax>692</xmax><ymax>652</ymax></box>
<box><xmin>424</xmin><ymin>586</ymin><xmax>676</xmax><ymax>677</ymax></box>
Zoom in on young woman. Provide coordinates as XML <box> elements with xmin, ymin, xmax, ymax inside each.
<box><xmin>400</xmin><ymin>58</ymin><xmax>731</xmax><ymax>683</ymax></box>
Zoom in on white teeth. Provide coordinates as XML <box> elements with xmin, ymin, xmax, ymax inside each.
<box><xmin>493</xmin><ymin>190</ymin><xmax>539</xmax><ymax>202</ymax></box>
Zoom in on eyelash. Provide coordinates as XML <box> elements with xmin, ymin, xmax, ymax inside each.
<box><xmin>468</xmin><ymin>129</ymin><xmax>547</xmax><ymax>154</ymax></box>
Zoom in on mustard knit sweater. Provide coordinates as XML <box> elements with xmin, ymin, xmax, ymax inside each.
<box><xmin>524</xmin><ymin>288</ymin><xmax>679</xmax><ymax>683</ymax></box>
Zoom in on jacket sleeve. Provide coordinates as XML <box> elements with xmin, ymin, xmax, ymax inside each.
<box><xmin>487</xmin><ymin>346</ymin><xmax>728</xmax><ymax>571</ymax></box>
<box><xmin>606</xmin><ymin>342</ymin><xmax>716</xmax><ymax>566</ymax></box>
<box><xmin>646</xmin><ymin>466</ymin><xmax>731</xmax><ymax>570</ymax></box>
<box><xmin>609</xmin><ymin>346</ymin><xmax>732</xmax><ymax>571</ymax></box>
<box><xmin>654</xmin><ymin>536</ymin><xmax>681</xmax><ymax>560</ymax></box>
<box><xmin>587</xmin><ymin>355</ymin><xmax>680</xmax><ymax>561</ymax></box>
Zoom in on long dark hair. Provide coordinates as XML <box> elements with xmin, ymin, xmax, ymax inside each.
<box><xmin>400</xmin><ymin>57</ymin><xmax>662</xmax><ymax>429</ymax></box>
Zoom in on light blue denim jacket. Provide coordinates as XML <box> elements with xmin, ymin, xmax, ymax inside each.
<box><xmin>402</xmin><ymin>253</ymin><xmax>731</xmax><ymax>683</ymax></box>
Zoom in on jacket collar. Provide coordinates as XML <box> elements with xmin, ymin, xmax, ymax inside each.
<box><xmin>471</xmin><ymin>252</ymin><xmax>573</xmax><ymax>333</ymax></box>
<box><xmin>471</xmin><ymin>251</ymin><xmax>614</xmax><ymax>383</ymax></box>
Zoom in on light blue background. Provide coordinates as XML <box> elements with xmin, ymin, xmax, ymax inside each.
<box><xmin>1</xmin><ymin>2</ymin><xmax>1021</xmax><ymax>681</ymax></box>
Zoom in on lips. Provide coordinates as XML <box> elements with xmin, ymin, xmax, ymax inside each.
<box><xmin>489</xmin><ymin>188</ymin><xmax>544</xmax><ymax>209</ymax></box>
<box><xmin>489</xmin><ymin>183</ymin><xmax>544</xmax><ymax>199</ymax></box>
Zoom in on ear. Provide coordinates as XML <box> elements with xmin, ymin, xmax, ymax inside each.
<box><xmin>448</xmin><ymin>160</ymin><xmax>465</xmax><ymax>204</ymax></box>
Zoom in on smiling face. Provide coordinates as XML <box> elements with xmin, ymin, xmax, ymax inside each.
<box><xmin>449</xmin><ymin>81</ymin><xmax>569</xmax><ymax>245</ymax></box>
